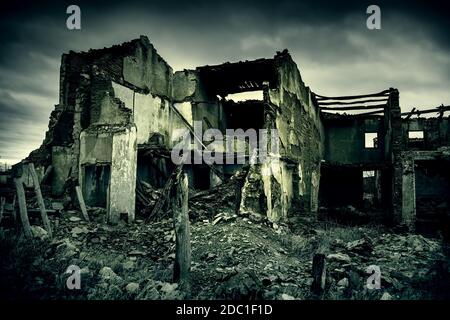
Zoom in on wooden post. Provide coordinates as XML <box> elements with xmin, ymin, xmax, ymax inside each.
<box><xmin>29</xmin><ymin>163</ymin><xmax>52</xmax><ymax>237</ymax></box>
<box><xmin>41</xmin><ymin>165</ymin><xmax>53</xmax><ymax>184</ymax></box>
<box><xmin>75</xmin><ymin>186</ymin><xmax>90</xmax><ymax>222</ymax></box>
<box><xmin>0</xmin><ymin>197</ymin><xmax>5</xmax><ymax>225</ymax></box>
<box><xmin>311</xmin><ymin>253</ymin><xmax>327</xmax><ymax>295</ymax></box>
<box><xmin>14</xmin><ymin>178</ymin><xmax>32</xmax><ymax>238</ymax></box>
<box><xmin>12</xmin><ymin>195</ymin><xmax>18</xmax><ymax>233</ymax></box>
<box><xmin>172</xmin><ymin>171</ymin><xmax>191</xmax><ymax>293</ymax></box>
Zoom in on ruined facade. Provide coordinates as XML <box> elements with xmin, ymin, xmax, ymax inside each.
<box><xmin>13</xmin><ymin>36</ymin><xmax>449</xmax><ymax>232</ymax></box>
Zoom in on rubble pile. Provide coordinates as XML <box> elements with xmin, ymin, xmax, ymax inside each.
<box><xmin>0</xmin><ymin>181</ymin><xmax>449</xmax><ymax>300</ymax></box>
<box><xmin>188</xmin><ymin>168</ymin><xmax>249</xmax><ymax>220</ymax></box>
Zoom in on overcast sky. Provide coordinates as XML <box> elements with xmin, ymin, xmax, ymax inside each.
<box><xmin>0</xmin><ymin>0</ymin><xmax>449</xmax><ymax>165</ymax></box>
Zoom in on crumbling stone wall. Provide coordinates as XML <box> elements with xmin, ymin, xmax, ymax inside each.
<box><xmin>402</xmin><ymin>117</ymin><xmax>450</xmax><ymax>150</ymax></box>
<box><xmin>323</xmin><ymin>116</ymin><xmax>385</xmax><ymax>165</ymax></box>
<box><xmin>396</xmin><ymin>114</ymin><xmax>450</xmax><ymax>230</ymax></box>
<box><xmin>265</xmin><ymin>51</ymin><xmax>325</xmax><ymax>220</ymax></box>
<box><xmin>15</xmin><ymin>36</ymin><xmax>173</xmax><ymax>225</ymax></box>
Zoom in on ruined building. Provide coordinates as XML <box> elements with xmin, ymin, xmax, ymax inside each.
<box><xmin>13</xmin><ymin>36</ymin><xmax>450</xmax><ymax>232</ymax></box>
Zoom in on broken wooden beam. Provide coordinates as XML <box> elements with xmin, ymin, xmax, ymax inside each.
<box><xmin>146</xmin><ymin>166</ymin><xmax>182</xmax><ymax>221</ymax></box>
<box><xmin>14</xmin><ymin>178</ymin><xmax>32</xmax><ymax>238</ymax></box>
<box><xmin>320</xmin><ymin>104</ymin><xmax>386</xmax><ymax>111</ymax></box>
<box><xmin>314</xmin><ymin>90</ymin><xmax>390</xmax><ymax>101</ymax></box>
<box><xmin>318</xmin><ymin>98</ymin><xmax>389</xmax><ymax>106</ymax></box>
<box><xmin>29</xmin><ymin>163</ymin><xmax>52</xmax><ymax>237</ymax></box>
<box><xmin>27</xmin><ymin>209</ymin><xmax>57</xmax><ymax>215</ymax></box>
<box><xmin>41</xmin><ymin>165</ymin><xmax>53</xmax><ymax>184</ymax></box>
<box><xmin>75</xmin><ymin>186</ymin><xmax>90</xmax><ymax>222</ymax></box>
<box><xmin>172</xmin><ymin>171</ymin><xmax>191</xmax><ymax>294</ymax></box>
<box><xmin>401</xmin><ymin>105</ymin><xmax>450</xmax><ymax>117</ymax></box>
<box><xmin>170</xmin><ymin>103</ymin><xmax>224</xmax><ymax>181</ymax></box>
<box><xmin>321</xmin><ymin>109</ymin><xmax>385</xmax><ymax>117</ymax></box>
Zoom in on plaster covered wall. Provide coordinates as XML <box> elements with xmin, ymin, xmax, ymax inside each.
<box><xmin>261</xmin><ymin>159</ymin><xmax>294</xmax><ymax>222</ymax></box>
<box><xmin>109</xmin><ymin>126</ymin><xmax>138</xmax><ymax>224</ymax></box>
<box><xmin>112</xmin><ymin>81</ymin><xmax>171</xmax><ymax>145</ymax></box>
<box><xmin>79</xmin><ymin>126</ymin><xmax>137</xmax><ymax>223</ymax></box>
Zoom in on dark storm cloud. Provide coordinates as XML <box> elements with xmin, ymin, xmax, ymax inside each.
<box><xmin>0</xmin><ymin>0</ymin><xmax>449</xmax><ymax>164</ymax></box>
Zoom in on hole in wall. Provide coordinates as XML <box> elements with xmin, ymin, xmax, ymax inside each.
<box><xmin>364</xmin><ymin>132</ymin><xmax>378</xmax><ymax>148</ymax></box>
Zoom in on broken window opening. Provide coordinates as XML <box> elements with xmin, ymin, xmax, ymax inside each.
<box><xmin>364</xmin><ymin>132</ymin><xmax>378</xmax><ymax>148</ymax></box>
<box><xmin>363</xmin><ymin>170</ymin><xmax>375</xmax><ymax>178</ymax></box>
<box><xmin>408</xmin><ymin>130</ymin><xmax>424</xmax><ymax>140</ymax></box>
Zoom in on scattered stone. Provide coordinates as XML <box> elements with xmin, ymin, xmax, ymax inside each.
<box><xmin>71</xmin><ymin>226</ymin><xmax>88</xmax><ymax>237</ymax></box>
<box><xmin>123</xmin><ymin>260</ymin><xmax>135</xmax><ymax>271</ymax></box>
<box><xmin>55</xmin><ymin>240</ymin><xmax>78</xmax><ymax>259</ymax></box>
<box><xmin>128</xmin><ymin>250</ymin><xmax>147</xmax><ymax>256</ymax></box>
<box><xmin>125</xmin><ymin>282</ymin><xmax>140</xmax><ymax>294</ymax></box>
<box><xmin>137</xmin><ymin>280</ymin><xmax>161</xmax><ymax>300</ymax></box>
<box><xmin>346</xmin><ymin>239</ymin><xmax>373</xmax><ymax>254</ymax></box>
<box><xmin>80</xmin><ymin>267</ymin><xmax>91</xmax><ymax>275</ymax></box>
<box><xmin>216</xmin><ymin>271</ymin><xmax>263</xmax><ymax>300</ymax></box>
<box><xmin>327</xmin><ymin>253</ymin><xmax>351</xmax><ymax>263</ymax></box>
<box><xmin>212</xmin><ymin>216</ymin><xmax>223</xmax><ymax>226</ymax></box>
<box><xmin>160</xmin><ymin>282</ymin><xmax>178</xmax><ymax>294</ymax></box>
<box><xmin>337</xmin><ymin>278</ymin><xmax>349</xmax><ymax>288</ymax></box>
<box><xmin>249</xmin><ymin>212</ymin><xmax>264</xmax><ymax>223</ymax></box>
<box><xmin>99</xmin><ymin>267</ymin><xmax>122</xmax><ymax>282</ymax></box>
<box><xmin>281</xmin><ymin>293</ymin><xmax>295</xmax><ymax>300</ymax></box>
<box><xmin>380</xmin><ymin>292</ymin><xmax>392</xmax><ymax>300</ymax></box>
<box><xmin>30</xmin><ymin>226</ymin><xmax>48</xmax><ymax>240</ymax></box>
<box><xmin>51</xmin><ymin>202</ymin><xmax>64</xmax><ymax>211</ymax></box>
<box><xmin>69</xmin><ymin>216</ymin><xmax>81</xmax><ymax>222</ymax></box>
